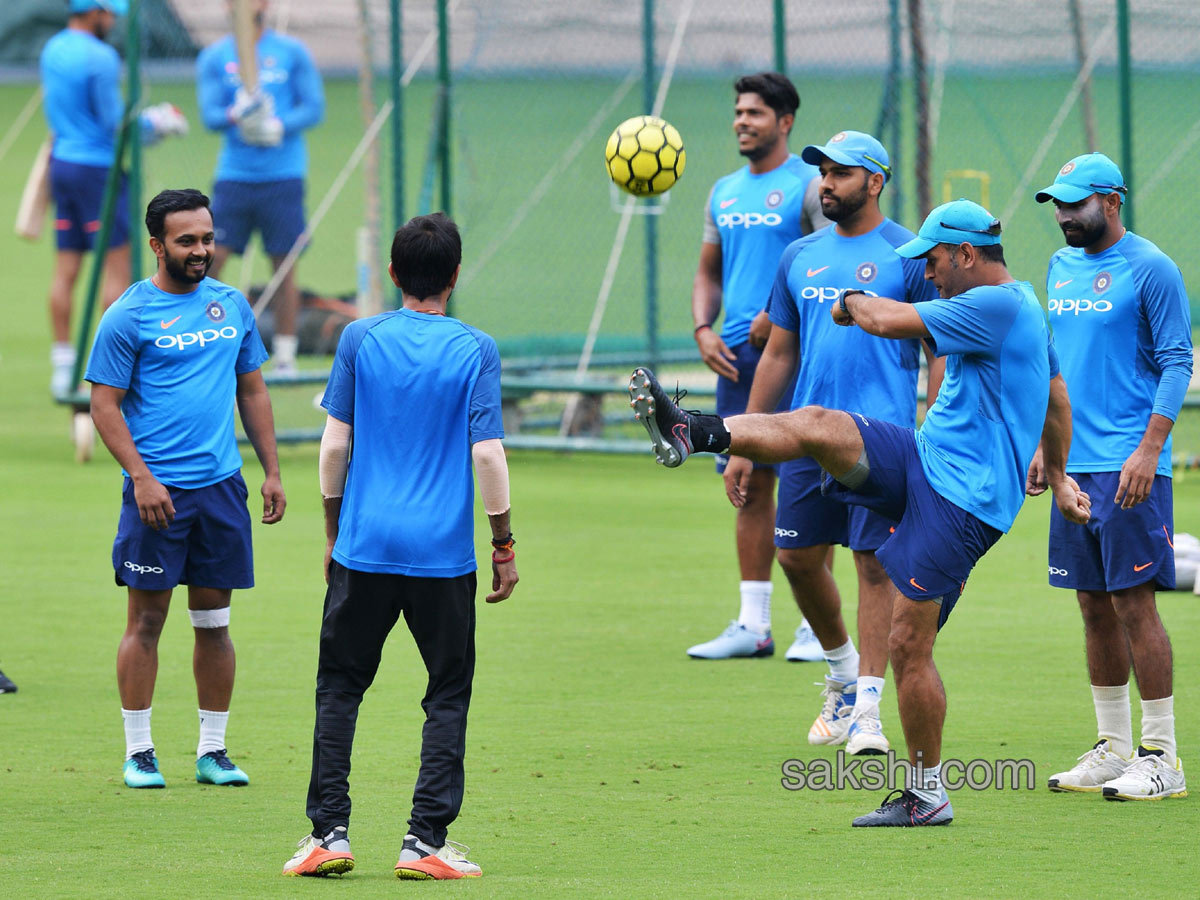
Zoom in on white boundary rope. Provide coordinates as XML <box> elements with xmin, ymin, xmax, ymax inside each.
<box><xmin>927</xmin><ymin>0</ymin><xmax>957</xmax><ymax>152</ymax></box>
<box><xmin>1140</xmin><ymin>115</ymin><xmax>1200</xmax><ymax>199</ymax></box>
<box><xmin>0</xmin><ymin>86</ymin><xmax>44</xmax><ymax>166</ymax></box>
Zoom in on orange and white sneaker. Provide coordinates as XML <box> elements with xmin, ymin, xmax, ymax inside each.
<box><xmin>282</xmin><ymin>826</ymin><xmax>355</xmax><ymax>877</ymax></box>
<box><xmin>395</xmin><ymin>835</ymin><xmax>482</xmax><ymax>880</ymax></box>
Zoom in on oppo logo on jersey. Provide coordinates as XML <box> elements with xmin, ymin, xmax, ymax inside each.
<box><xmin>1047</xmin><ymin>297</ymin><xmax>1113</xmax><ymax>316</ymax></box>
<box><xmin>155</xmin><ymin>325</ymin><xmax>240</xmax><ymax>350</ymax></box>
<box><xmin>800</xmin><ymin>286</ymin><xmax>880</xmax><ymax>304</ymax></box>
<box><xmin>717</xmin><ymin>211</ymin><xmax>783</xmax><ymax>229</ymax></box>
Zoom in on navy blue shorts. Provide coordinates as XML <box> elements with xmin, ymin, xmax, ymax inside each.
<box><xmin>50</xmin><ymin>158</ymin><xmax>129</xmax><ymax>251</ymax></box>
<box><xmin>775</xmin><ymin>455</ymin><xmax>896</xmax><ymax>552</ymax></box>
<box><xmin>821</xmin><ymin>414</ymin><xmax>1002</xmax><ymax>628</ymax></box>
<box><xmin>714</xmin><ymin>341</ymin><xmax>797</xmax><ymax>475</ymax></box>
<box><xmin>112</xmin><ymin>473</ymin><xmax>254</xmax><ymax>591</ymax></box>
<box><xmin>211</xmin><ymin>178</ymin><xmax>306</xmax><ymax>256</ymax></box>
<box><xmin>1049</xmin><ymin>472</ymin><xmax>1175</xmax><ymax>592</ymax></box>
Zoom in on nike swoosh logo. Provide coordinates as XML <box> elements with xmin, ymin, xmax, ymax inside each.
<box><xmin>1133</xmin><ymin>562</ymin><xmax>1152</xmax><ymax>572</ymax></box>
<box><xmin>1054</xmin><ymin>279</ymin><xmax>1073</xmax><ymax>289</ymax></box>
<box><xmin>161</xmin><ymin>315</ymin><xmax>182</xmax><ymax>329</ymax></box>
<box><xmin>807</xmin><ymin>266</ymin><xmax>829</xmax><ymax>277</ymax></box>
<box><xmin>719</xmin><ymin>198</ymin><xmax>738</xmax><ymax>209</ymax></box>
<box><xmin>912</xmin><ymin>800</ymin><xmax>949</xmax><ymax>823</ymax></box>
<box><xmin>909</xmin><ymin>577</ymin><xmax>927</xmax><ymax>592</ymax></box>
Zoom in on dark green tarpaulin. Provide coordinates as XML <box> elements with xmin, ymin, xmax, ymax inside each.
<box><xmin>0</xmin><ymin>0</ymin><xmax>197</xmax><ymax>64</ymax></box>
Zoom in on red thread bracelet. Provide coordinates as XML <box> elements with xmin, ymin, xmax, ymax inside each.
<box><xmin>491</xmin><ymin>550</ymin><xmax>515</xmax><ymax>564</ymax></box>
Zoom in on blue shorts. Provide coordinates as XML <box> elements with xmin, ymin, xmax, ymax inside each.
<box><xmin>112</xmin><ymin>473</ymin><xmax>254</xmax><ymax>591</ymax></box>
<box><xmin>821</xmin><ymin>415</ymin><xmax>1003</xmax><ymax>628</ymax></box>
<box><xmin>714</xmin><ymin>341</ymin><xmax>797</xmax><ymax>475</ymax></box>
<box><xmin>1049</xmin><ymin>472</ymin><xmax>1175</xmax><ymax>592</ymax></box>
<box><xmin>50</xmin><ymin>158</ymin><xmax>129</xmax><ymax>251</ymax></box>
<box><xmin>775</xmin><ymin>456</ymin><xmax>896</xmax><ymax>551</ymax></box>
<box><xmin>211</xmin><ymin>178</ymin><xmax>306</xmax><ymax>256</ymax></box>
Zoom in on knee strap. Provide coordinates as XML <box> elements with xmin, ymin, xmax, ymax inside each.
<box><xmin>189</xmin><ymin>607</ymin><xmax>231</xmax><ymax>629</ymax></box>
<box><xmin>833</xmin><ymin>447</ymin><xmax>871</xmax><ymax>490</ymax></box>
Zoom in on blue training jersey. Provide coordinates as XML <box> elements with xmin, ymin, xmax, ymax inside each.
<box><xmin>916</xmin><ymin>282</ymin><xmax>1059</xmax><ymax>533</ymax></box>
<box><xmin>196</xmin><ymin>30</ymin><xmax>324</xmax><ymax>182</ymax></box>
<box><xmin>768</xmin><ymin>219</ymin><xmax>936</xmax><ymax>425</ymax></box>
<box><xmin>85</xmin><ymin>278</ymin><xmax>268</xmax><ymax>489</ymax></box>
<box><xmin>322</xmin><ymin>309</ymin><xmax>505</xmax><ymax>577</ymax></box>
<box><xmin>40</xmin><ymin>28</ymin><xmax>123</xmax><ymax>167</ymax></box>
<box><xmin>1047</xmin><ymin>231</ymin><xmax>1193</xmax><ymax>477</ymax></box>
<box><xmin>705</xmin><ymin>155</ymin><xmax>819</xmax><ymax>348</ymax></box>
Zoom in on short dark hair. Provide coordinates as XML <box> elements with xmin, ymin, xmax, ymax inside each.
<box><xmin>977</xmin><ymin>243</ymin><xmax>1006</xmax><ymax>264</ymax></box>
<box><xmin>390</xmin><ymin>213</ymin><xmax>462</xmax><ymax>300</ymax></box>
<box><xmin>145</xmin><ymin>189</ymin><xmax>210</xmax><ymax>240</ymax></box>
<box><xmin>733</xmin><ymin>72</ymin><xmax>800</xmax><ymax>119</ymax></box>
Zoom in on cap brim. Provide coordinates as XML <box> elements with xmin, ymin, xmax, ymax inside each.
<box><xmin>1034</xmin><ymin>183</ymin><xmax>1093</xmax><ymax>204</ymax></box>
<box><xmin>895</xmin><ymin>236</ymin><xmax>937</xmax><ymax>259</ymax></box>
<box><xmin>801</xmin><ymin>145</ymin><xmax>860</xmax><ymax>169</ymax></box>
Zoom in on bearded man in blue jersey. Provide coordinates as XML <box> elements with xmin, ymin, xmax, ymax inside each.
<box><xmin>196</xmin><ymin>0</ymin><xmax>325</xmax><ymax>375</ymax></box>
<box><xmin>283</xmin><ymin>213</ymin><xmax>517</xmax><ymax>879</ymax></box>
<box><xmin>1030</xmin><ymin>153</ymin><xmax>1192</xmax><ymax>801</ymax></box>
<box><xmin>687</xmin><ymin>72</ymin><xmax>829</xmax><ymax>663</ymax></box>
<box><xmin>725</xmin><ymin>131</ymin><xmax>945</xmax><ymax>758</ymax></box>
<box><xmin>87</xmin><ymin>189</ymin><xmax>286</xmax><ymax>790</ymax></box>
<box><xmin>632</xmin><ymin>199</ymin><xmax>1091</xmax><ymax>826</ymax></box>
<box><xmin>39</xmin><ymin>0</ymin><xmax>187</xmax><ymax>396</ymax></box>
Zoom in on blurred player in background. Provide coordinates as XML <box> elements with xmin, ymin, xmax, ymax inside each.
<box><xmin>284</xmin><ymin>214</ymin><xmax>516</xmax><ymax>879</ymax></box>
<box><xmin>39</xmin><ymin>0</ymin><xmax>187</xmax><ymax>396</ymax></box>
<box><xmin>687</xmin><ymin>72</ymin><xmax>829</xmax><ymax>662</ymax></box>
<box><xmin>0</xmin><ymin>666</ymin><xmax>16</xmax><ymax>694</ymax></box>
<box><xmin>86</xmin><ymin>189</ymin><xmax>285</xmax><ymax>789</ymax></box>
<box><xmin>724</xmin><ymin>131</ymin><xmax>944</xmax><ymax>756</ymax></box>
<box><xmin>1031</xmin><ymin>153</ymin><xmax>1192</xmax><ymax>801</ymax></box>
<box><xmin>632</xmin><ymin>199</ymin><xmax>1089</xmax><ymax>826</ymax></box>
<box><xmin>196</xmin><ymin>0</ymin><xmax>325</xmax><ymax>375</ymax></box>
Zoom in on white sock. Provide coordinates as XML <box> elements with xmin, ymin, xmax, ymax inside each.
<box><xmin>51</xmin><ymin>343</ymin><xmax>75</xmax><ymax>367</ymax></box>
<box><xmin>122</xmin><ymin>707</ymin><xmax>153</xmax><ymax>759</ymax></box>
<box><xmin>854</xmin><ymin>675</ymin><xmax>885</xmax><ymax>718</ymax></box>
<box><xmin>824</xmin><ymin>639</ymin><xmax>859</xmax><ymax>685</ymax></box>
<box><xmin>274</xmin><ymin>333</ymin><xmax>299</xmax><ymax>366</ymax></box>
<box><xmin>737</xmin><ymin>580</ymin><xmax>772</xmax><ymax>634</ymax></box>
<box><xmin>1140</xmin><ymin>695</ymin><xmax>1176</xmax><ymax>764</ymax></box>
<box><xmin>911</xmin><ymin>762</ymin><xmax>943</xmax><ymax>804</ymax></box>
<box><xmin>198</xmin><ymin>708</ymin><xmax>230</xmax><ymax>757</ymax></box>
<box><xmin>1091</xmin><ymin>683</ymin><xmax>1133</xmax><ymax>758</ymax></box>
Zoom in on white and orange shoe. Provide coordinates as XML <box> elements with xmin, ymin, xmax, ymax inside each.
<box><xmin>282</xmin><ymin>826</ymin><xmax>355</xmax><ymax>877</ymax></box>
<box><xmin>808</xmin><ymin>677</ymin><xmax>856</xmax><ymax>746</ymax></box>
<box><xmin>394</xmin><ymin>835</ymin><xmax>482</xmax><ymax>880</ymax></box>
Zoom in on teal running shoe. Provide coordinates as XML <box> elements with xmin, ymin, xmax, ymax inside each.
<box><xmin>196</xmin><ymin>749</ymin><xmax>249</xmax><ymax>786</ymax></box>
<box><xmin>123</xmin><ymin>749</ymin><xmax>165</xmax><ymax>789</ymax></box>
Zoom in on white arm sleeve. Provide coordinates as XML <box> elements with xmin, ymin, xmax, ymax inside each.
<box><xmin>701</xmin><ymin>184</ymin><xmax>720</xmax><ymax>244</ymax></box>
<box><xmin>472</xmin><ymin>438</ymin><xmax>510</xmax><ymax>515</ymax></box>
<box><xmin>319</xmin><ymin>415</ymin><xmax>352</xmax><ymax>499</ymax></box>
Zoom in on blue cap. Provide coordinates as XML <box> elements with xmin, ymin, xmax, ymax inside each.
<box><xmin>1035</xmin><ymin>152</ymin><xmax>1126</xmax><ymax>204</ymax></box>
<box><xmin>801</xmin><ymin>131</ymin><xmax>891</xmax><ymax>182</ymax></box>
<box><xmin>70</xmin><ymin>0</ymin><xmax>128</xmax><ymax>14</ymax></box>
<box><xmin>895</xmin><ymin>199</ymin><xmax>1002</xmax><ymax>259</ymax></box>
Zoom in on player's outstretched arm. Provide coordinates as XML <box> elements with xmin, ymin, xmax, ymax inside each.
<box><xmin>1040</xmin><ymin>374</ymin><xmax>1090</xmax><ymax>524</ymax></box>
<box><xmin>473</xmin><ymin>438</ymin><xmax>518</xmax><ymax>602</ymax></box>
<box><xmin>835</xmin><ymin>291</ymin><xmax>931</xmax><ymax>339</ymax></box>
<box><xmin>90</xmin><ymin>383</ymin><xmax>175</xmax><ymax>531</ymax></box>
<box><xmin>235</xmin><ymin>369</ymin><xmax>286</xmax><ymax>524</ymax></box>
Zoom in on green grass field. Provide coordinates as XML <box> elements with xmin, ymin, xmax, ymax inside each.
<box><xmin>3</xmin><ymin>68</ymin><xmax>1200</xmax><ymax>898</ymax></box>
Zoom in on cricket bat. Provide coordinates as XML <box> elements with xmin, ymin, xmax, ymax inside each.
<box><xmin>15</xmin><ymin>137</ymin><xmax>51</xmax><ymax>242</ymax></box>
<box><xmin>233</xmin><ymin>0</ymin><xmax>259</xmax><ymax>93</ymax></box>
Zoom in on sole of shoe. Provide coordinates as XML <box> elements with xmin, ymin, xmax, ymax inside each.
<box><xmin>628</xmin><ymin>370</ymin><xmax>685</xmax><ymax>468</ymax></box>
<box><xmin>847</xmin><ymin>738</ymin><xmax>890</xmax><ymax>756</ymax></box>
<box><xmin>395</xmin><ymin>857</ymin><xmax>480</xmax><ymax>880</ymax></box>
<box><xmin>284</xmin><ymin>852</ymin><xmax>355</xmax><ymax>877</ymax></box>
<box><xmin>687</xmin><ymin>644</ymin><xmax>775</xmax><ymax>660</ymax></box>
<box><xmin>1047</xmin><ymin>780</ymin><xmax>1103</xmax><ymax>793</ymax></box>
<box><xmin>1102</xmin><ymin>787</ymin><xmax>1188</xmax><ymax>801</ymax></box>
<box><xmin>197</xmin><ymin>773</ymin><xmax>250</xmax><ymax>786</ymax></box>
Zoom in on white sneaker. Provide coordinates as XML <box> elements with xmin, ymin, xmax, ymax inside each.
<box><xmin>395</xmin><ymin>835</ymin><xmax>482</xmax><ymax>879</ymax></box>
<box><xmin>1101</xmin><ymin>748</ymin><xmax>1187</xmax><ymax>801</ymax></box>
<box><xmin>785</xmin><ymin>621</ymin><xmax>824</xmax><ymax>662</ymax></box>
<box><xmin>808</xmin><ymin>677</ymin><xmax>855</xmax><ymax>745</ymax></box>
<box><xmin>51</xmin><ymin>362</ymin><xmax>74</xmax><ymax>398</ymax></box>
<box><xmin>1047</xmin><ymin>739</ymin><xmax>1130</xmax><ymax>792</ymax></box>
<box><xmin>282</xmin><ymin>826</ymin><xmax>355</xmax><ymax>876</ymax></box>
<box><xmin>846</xmin><ymin>708</ymin><xmax>890</xmax><ymax>755</ymax></box>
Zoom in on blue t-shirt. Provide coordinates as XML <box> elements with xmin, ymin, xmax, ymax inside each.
<box><xmin>706</xmin><ymin>155</ymin><xmax>819</xmax><ymax>348</ymax></box>
<box><xmin>322</xmin><ymin>309</ymin><xmax>505</xmax><ymax>577</ymax></box>
<box><xmin>196</xmin><ymin>30</ymin><xmax>325</xmax><ymax>182</ymax></box>
<box><xmin>85</xmin><ymin>278</ymin><xmax>268</xmax><ymax>489</ymax></box>
<box><xmin>916</xmin><ymin>282</ymin><xmax>1059</xmax><ymax>533</ymax></box>
<box><xmin>40</xmin><ymin>28</ymin><xmax>123</xmax><ymax>167</ymax></box>
<box><xmin>1047</xmin><ymin>231</ymin><xmax>1193</xmax><ymax>477</ymax></box>
<box><xmin>767</xmin><ymin>219</ymin><xmax>936</xmax><ymax>425</ymax></box>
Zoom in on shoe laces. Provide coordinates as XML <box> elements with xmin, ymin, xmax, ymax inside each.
<box><xmin>875</xmin><ymin>789</ymin><xmax>915</xmax><ymax>813</ymax></box>
<box><xmin>129</xmin><ymin>749</ymin><xmax>158</xmax><ymax>773</ymax></box>
<box><xmin>1123</xmin><ymin>753</ymin><xmax>1166</xmax><ymax>777</ymax></box>
<box><xmin>204</xmin><ymin>749</ymin><xmax>238</xmax><ymax>771</ymax></box>
<box><xmin>815</xmin><ymin>681</ymin><xmax>847</xmax><ymax>720</ymax></box>
<box><xmin>671</xmin><ymin>382</ymin><xmax>702</xmax><ymax>416</ymax></box>
<box><xmin>440</xmin><ymin>840</ymin><xmax>472</xmax><ymax>862</ymax></box>
<box><xmin>851</xmin><ymin>711</ymin><xmax>883</xmax><ymax>735</ymax></box>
